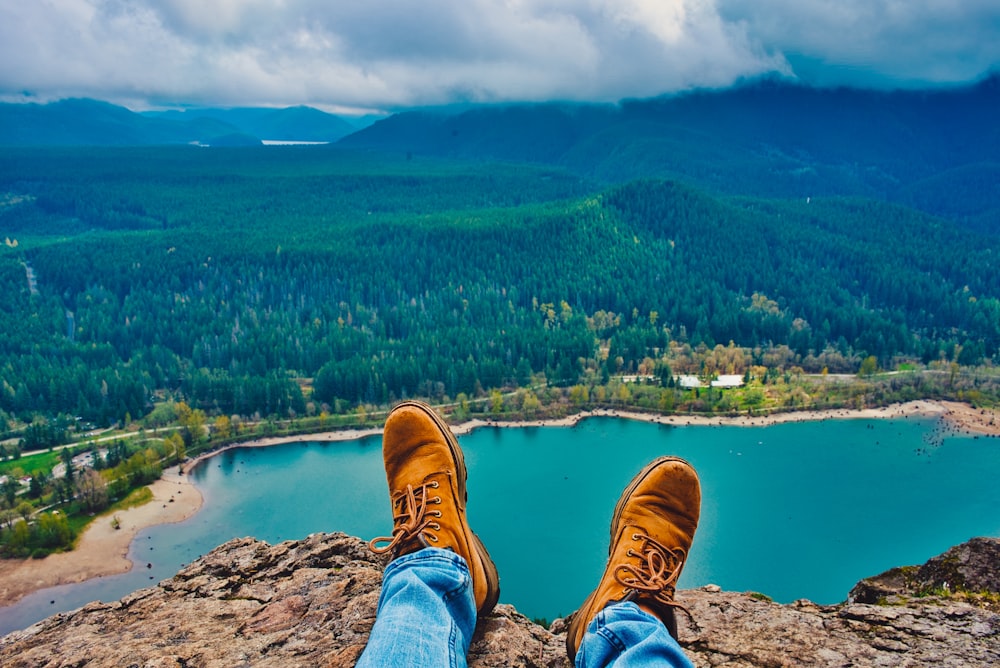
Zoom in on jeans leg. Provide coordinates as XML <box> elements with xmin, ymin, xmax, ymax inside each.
<box><xmin>575</xmin><ymin>601</ymin><xmax>694</xmax><ymax>668</ymax></box>
<box><xmin>356</xmin><ymin>547</ymin><xmax>477</xmax><ymax>668</ymax></box>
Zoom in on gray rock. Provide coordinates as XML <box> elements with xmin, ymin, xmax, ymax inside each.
<box><xmin>850</xmin><ymin>536</ymin><xmax>1000</xmax><ymax>606</ymax></box>
<box><xmin>1</xmin><ymin>533</ymin><xmax>998</xmax><ymax>667</ymax></box>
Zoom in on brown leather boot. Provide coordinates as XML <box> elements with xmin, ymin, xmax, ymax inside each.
<box><xmin>566</xmin><ymin>456</ymin><xmax>700</xmax><ymax>661</ymax></box>
<box><xmin>368</xmin><ymin>400</ymin><xmax>500</xmax><ymax>617</ymax></box>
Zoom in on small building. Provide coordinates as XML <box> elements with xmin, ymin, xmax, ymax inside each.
<box><xmin>620</xmin><ymin>375</ymin><xmax>654</xmax><ymax>384</ymax></box>
<box><xmin>711</xmin><ymin>375</ymin><xmax>745</xmax><ymax>388</ymax></box>
<box><xmin>676</xmin><ymin>375</ymin><xmax>704</xmax><ymax>389</ymax></box>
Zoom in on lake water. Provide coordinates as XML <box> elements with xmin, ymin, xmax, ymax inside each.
<box><xmin>2</xmin><ymin>416</ymin><xmax>999</xmax><ymax>635</ymax></box>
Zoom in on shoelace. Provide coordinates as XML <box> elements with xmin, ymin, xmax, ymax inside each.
<box><xmin>368</xmin><ymin>481</ymin><xmax>443</xmax><ymax>555</ymax></box>
<box><xmin>616</xmin><ymin>530</ymin><xmax>692</xmax><ymax>618</ymax></box>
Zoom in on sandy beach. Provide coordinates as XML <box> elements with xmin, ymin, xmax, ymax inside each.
<box><xmin>452</xmin><ymin>399</ymin><xmax>1000</xmax><ymax>436</ymax></box>
<box><xmin>0</xmin><ymin>467</ymin><xmax>202</xmax><ymax>608</ymax></box>
<box><xmin>935</xmin><ymin>400</ymin><xmax>1000</xmax><ymax>436</ymax></box>
<box><xmin>3</xmin><ymin>398</ymin><xmax>996</xmax><ymax>610</ymax></box>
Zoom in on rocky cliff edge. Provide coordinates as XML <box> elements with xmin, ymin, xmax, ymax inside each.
<box><xmin>1</xmin><ymin>533</ymin><xmax>998</xmax><ymax>667</ymax></box>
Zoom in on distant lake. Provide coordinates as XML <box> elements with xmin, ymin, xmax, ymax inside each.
<box><xmin>2</xmin><ymin>416</ymin><xmax>999</xmax><ymax>635</ymax></box>
<box><xmin>260</xmin><ymin>140</ymin><xmax>330</xmax><ymax>145</ymax></box>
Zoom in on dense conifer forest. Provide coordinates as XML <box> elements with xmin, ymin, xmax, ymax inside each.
<box><xmin>1</xmin><ymin>142</ymin><xmax>998</xmax><ymax>435</ymax></box>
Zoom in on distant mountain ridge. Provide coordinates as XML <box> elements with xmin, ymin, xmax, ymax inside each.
<box><xmin>0</xmin><ymin>99</ymin><xmax>237</xmax><ymax>146</ymax></box>
<box><xmin>2</xmin><ymin>77</ymin><xmax>997</xmax><ymax>223</ymax></box>
<box><xmin>342</xmin><ymin>76</ymin><xmax>1000</xmax><ymax>170</ymax></box>
<box><xmin>143</xmin><ymin>106</ymin><xmax>359</xmax><ymax>142</ymax></box>
<box><xmin>339</xmin><ymin>75</ymin><xmax>1000</xmax><ymax>225</ymax></box>
<box><xmin>0</xmin><ymin>99</ymin><xmax>359</xmax><ymax>146</ymax></box>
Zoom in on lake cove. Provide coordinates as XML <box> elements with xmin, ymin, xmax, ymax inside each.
<box><xmin>1</xmin><ymin>416</ymin><xmax>998</xmax><ymax>634</ymax></box>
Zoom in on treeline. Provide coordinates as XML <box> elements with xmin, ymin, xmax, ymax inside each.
<box><xmin>0</xmin><ymin>147</ymin><xmax>998</xmax><ymax>428</ymax></box>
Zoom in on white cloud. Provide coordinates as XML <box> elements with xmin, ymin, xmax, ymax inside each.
<box><xmin>614</xmin><ymin>0</ymin><xmax>689</xmax><ymax>43</ymax></box>
<box><xmin>0</xmin><ymin>0</ymin><xmax>995</xmax><ymax>111</ymax></box>
<box><xmin>717</xmin><ymin>0</ymin><xmax>1000</xmax><ymax>85</ymax></box>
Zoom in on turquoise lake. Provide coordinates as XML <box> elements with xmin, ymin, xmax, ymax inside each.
<box><xmin>2</xmin><ymin>416</ymin><xmax>999</xmax><ymax>635</ymax></box>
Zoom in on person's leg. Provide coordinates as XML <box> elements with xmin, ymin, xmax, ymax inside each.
<box><xmin>567</xmin><ymin>456</ymin><xmax>701</xmax><ymax>668</ymax></box>
<box><xmin>356</xmin><ymin>548</ymin><xmax>476</xmax><ymax>667</ymax></box>
<box><xmin>574</xmin><ymin>601</ymin><xmax>693</xmax><ymax>668</ymax></box>
<box><xmin>357</xmin><ymin>401</ymin><xmax>500</xmax><ymax>667</ymax></box>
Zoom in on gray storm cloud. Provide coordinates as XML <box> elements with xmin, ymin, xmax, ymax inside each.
<box><xmin>717</xmin><ymin>0</ymin><xmax>1000</xmax><ymax>85</ymax></box>
<box><xmin>0</xmin><ymin>0</ymin><xmax>996</xmax><ymax>110</ymax></box>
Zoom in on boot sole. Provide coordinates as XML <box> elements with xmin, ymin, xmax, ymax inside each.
<box><xmin>391</xmin><ymin>400</ymin><xmax>501</xmax><ymax>616</ymax></box>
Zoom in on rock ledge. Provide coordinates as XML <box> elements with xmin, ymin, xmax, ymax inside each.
<box><xmin>1</xmin><ymin>533</ymin><xmax>998</xmax><ymax>667</ymax></box>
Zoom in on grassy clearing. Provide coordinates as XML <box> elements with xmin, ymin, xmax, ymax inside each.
<box><xmin>0</xmin><ymin>450</ymin><xmax>60</xmax><ymax>477</ymax></box>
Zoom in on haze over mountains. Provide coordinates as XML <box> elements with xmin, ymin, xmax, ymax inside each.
<box><xmin>340</xmin><ymin>77</ymin><xmax>1000</xmax><ymax>227</ymax></box>
<box><xmin>0</xmin><ymin>100</ymin><xmax>363</xmax><ymax>147</ymax></box>
<box><xmin>2</xmin><ymin>76</ymin><xmax>997</xmax><ymax>227</ymax></box>
<box><xmin>144</xmin><ymin>106</ymin><xmax>362</xmax><ymax>143</ymax></box>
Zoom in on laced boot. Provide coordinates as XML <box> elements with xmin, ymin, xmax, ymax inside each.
<box><xmin>368</xmin><ymin>400</ymin><xmax>500</xmax><ymax>617</ymax></box>
<box><xmin>567</xmin><ymin>456</ymin><xmax>700</xmax><ymax>662</ymax></box>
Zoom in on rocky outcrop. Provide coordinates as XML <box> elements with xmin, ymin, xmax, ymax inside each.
<box><xmin>850</xmin><ymin>537</ymin><xmax>1000</xmax><ymax>608</ymax></box>
<box><xmin>1</xmin><ymin>533</ymin><xmax>998</xmax><ymax>667</ymax></box>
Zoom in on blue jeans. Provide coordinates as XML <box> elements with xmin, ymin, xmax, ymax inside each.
<box><xmin>356</xmin><ymin>548</ymin><xmax>693</xmax><ymax>668</ymax></box>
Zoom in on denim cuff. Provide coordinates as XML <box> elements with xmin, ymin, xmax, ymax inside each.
<box><xmin>383</xmin><ymin>546</ymin><xmax>470</xmax><ymax>579</ymax></box>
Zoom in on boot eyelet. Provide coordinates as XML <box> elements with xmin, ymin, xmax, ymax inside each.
<box><xmin>428</xmin><ymin>534</ymin><xmax>439</xmax><ymax>542</ymax></box>
<box><xmin>430</xmin><ymin>481</ymin><xmax>440</xmax><ymax>488</ymax></box>
<box><xmin>433</xmin><ymin>511</ymin><xmax>442</xmax><ymax>517</ymax></box>
<box><xmin>430</xmin><ymin>522</ymin><xmax>441</xmax><ymax>530</ymax></box>
<box><xmin>632</xmin><ymin>533</ymin><xmax>641</xmax><ymax>541</ymax></box>
<box><xmin>433</xmin><ymin>497</ymin><xmax>442</xmax><ymax>504</ymax></box>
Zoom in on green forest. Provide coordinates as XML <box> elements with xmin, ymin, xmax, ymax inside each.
<box><xmin>1</xmin><ymin>139</ymin><xmax>999</xmax><ymax>555</ymax></box>
<box><xmin>1</xmin><ymin>144</ymin><xmax>998</xmax><ymax>437</ymax></box>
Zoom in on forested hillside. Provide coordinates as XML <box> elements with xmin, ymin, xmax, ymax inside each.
<box><xmin>1</xmin><ymin>145</ymin><xmax>997</xmax><ymax>429</ymax></box>
<box><xmin>342</xmin><ymin>76</ymin><xmax>1000</xmax><ymax>228</ymax></box>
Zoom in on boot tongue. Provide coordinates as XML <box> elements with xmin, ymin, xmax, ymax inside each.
<box><xmin>615</xmin><ymin>528</ymin><xmax>691</xmax><ymax>639</ymax></box>
<box><xmin>368</xmin><ymin>480</ymin><xmax>439</xmax><ymax>556</ymax></box>
<box><xmin>613</xmin><ymin>527</ymin><xmax>684</xmax><ymax>600</ymax></box>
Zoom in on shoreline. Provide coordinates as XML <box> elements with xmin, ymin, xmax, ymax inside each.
<box><xmin>455</xmin><ymin>400</ymin><xmax>999</xmax><ymax>436</ymax></box>
<box><xmin>3</xmin><ymin>399</ymin><xmax>996</xmax><ymax>611</ymax></box>
<box><xmin>183</xmin><ymin>400</ymin><xmax>1000</xmax><ymax>474</ymax></box>
<box><xmin>0</xmin><ymin>466</ymin><xmax>202</xmax><ymax>609</ymax></box>
<box><xmin>181</xmin><ymin>426</ymin><xmax>385</xmax><ymax>474</ymax></box>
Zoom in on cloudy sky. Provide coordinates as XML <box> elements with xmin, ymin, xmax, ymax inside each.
<box><xmin>1</xmin><ymin>0</ymin><xmax>998</xmax><ymax>113</ymax></box>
